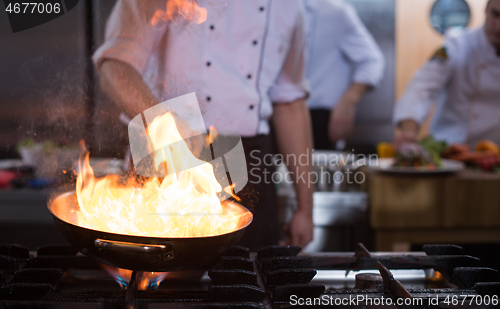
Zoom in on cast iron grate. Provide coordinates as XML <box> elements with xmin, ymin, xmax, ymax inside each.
<box><xmin>0</xmin><ymin>244</ymin><xmax>265</xmax><ymax>309</ymax></box>
<box><xmin>256</xmin><ymin>243</ymin><xmax>500</xmax><ymax>309</ymax></box>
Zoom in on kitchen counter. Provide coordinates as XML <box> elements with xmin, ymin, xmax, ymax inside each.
<box><xmin>368</xmin><ymin>168</ymin><xmax>500</xmax><ymax>251</ymax></box>
<box><xmin>0</xmin><ymin>186</ymin><xmax>72</xmax><ymax>248</ymax></box>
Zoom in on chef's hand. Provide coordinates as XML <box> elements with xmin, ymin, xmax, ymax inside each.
<box><xmin>328</xmin><ymin>99</ymin><xmax>356</xmax><ymax>143</ymax></box>
<box><xmin>394</xmin><ymin>119</ymin><xmax>419</xmax><ymax>148</ymax></box>
<box><xmin>287</xmin><ymin>209</ymin><xmax>314</xmax><ymax>248</ymax></box>
<box><xmin>328</xmin><ymin>83</ymin><xmax>370</xmax><ymax>143</ymax></box>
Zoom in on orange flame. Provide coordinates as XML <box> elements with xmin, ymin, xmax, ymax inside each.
<box><xmin>208</xmin><ymin>126</ymin><xmax>218</xmax><ymax>145</ymax></box>
<box><xmin>151</xmin><ymin>0</ymin><xmax>207</xmax><ymax>26</ymax></box>
<box><xmin>224</xmin><ymin>183</ymin><xmax>241</xmax><ymax>202</ymax></box>
<box><xmin>75</xmin><ymin>112</ymin><xmax>251</xmax><ymax>238</ymax></box>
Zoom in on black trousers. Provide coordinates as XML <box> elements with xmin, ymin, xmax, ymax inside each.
<box><xmin>309</xmin><ymin>109</ymin><xmax>334</xmax><ymax>150</ymax></box>
<box><xmin>235</xmin><ymin>134</ymin><xmax>279</xmax><ymax>251</ymax></box>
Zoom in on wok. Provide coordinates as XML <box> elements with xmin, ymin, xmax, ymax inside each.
<box><xmin>48</xmin><ymin>191</ymin><xmax>252</xmax><ymax>272</ymax></box>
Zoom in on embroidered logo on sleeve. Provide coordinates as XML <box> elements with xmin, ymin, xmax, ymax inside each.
<box><xmin>430</xmin><ymin>47</ymin><xmax>449</xmax><ymax>62</ymax></box>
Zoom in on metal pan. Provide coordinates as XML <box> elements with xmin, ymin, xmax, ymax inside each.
<box><xmin>48</xmin><ymin>191</ymin><xmax>252</xmax><ymax>272</ymax></box>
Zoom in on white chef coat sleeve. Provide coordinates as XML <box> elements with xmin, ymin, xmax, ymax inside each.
<box><xmin>269</xmin><ymin>9</ymin><xmax>310</xmax><ymax>104</ymax></box>
<box><xmin>393</xmin><ymin>46</ymin><xmax>455</xmax><ymax>125</ymax></box>
<box><xmin>338</xmin><ymin>4</ymin><xmax>385</xmax><ymax>87</ymax></box>
<box><xmin>92</xmin><ymin>0</ymin><xmax>164</xmax><ymax>75</ymax></box>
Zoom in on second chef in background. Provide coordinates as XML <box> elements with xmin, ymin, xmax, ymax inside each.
<box><xmin>394</xmin><ymin>0</ymin><xmax>500</xmax><ymax>147</ymax></box>
<box><xmin>304</xmin><ymin>0</ymin><xmax>385</xmax><ymax>150</ymax></box>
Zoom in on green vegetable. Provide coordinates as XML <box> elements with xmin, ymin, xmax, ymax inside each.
<box><xmin>41</xmin><ymin>140</ymin><xmax>59</xmax><ymax>153</ymax></box>
<box><xmin>16</xmin><ymin>138</ymin><xmax>37</xmax><ymax>152</ymax></box>
<box><xmin>419</xmin><ymin>136</ymin><xmax>447</xmax><ymax>166</ymax></box>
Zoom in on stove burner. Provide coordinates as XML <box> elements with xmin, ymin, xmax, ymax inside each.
<box><xmin>354</xmin><ymin>273</ymin><xmax>383</xmax><ymax>289</ymax></box>
<box><xmin>1</xmin><ymin>243</ymin><xmax>499</xmax><ymax>308</ymax></box>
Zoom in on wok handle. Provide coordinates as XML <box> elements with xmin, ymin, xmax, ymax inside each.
<box><xmin>94</xmin><ymin>239</ymin><xmax>174</xmax><ymax>260</ymax></box>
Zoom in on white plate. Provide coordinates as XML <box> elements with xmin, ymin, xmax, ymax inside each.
<box><xmin>0</xmin><ymin>159</ymin><xmax>29</xmax><ymax>169</ymax></box>
<box><xmin>369</xmin><ymin>158</ymin><xmax>465</xmax><ymax>174</ymax></box>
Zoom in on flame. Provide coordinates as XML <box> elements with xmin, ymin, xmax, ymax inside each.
<box><xmin>208</xmin><ymin>126</ymin><xmax>218</xmax><ymax>145</ymax></box>
<box><xmin>151</xmin><ymin>0</ymin><xmax>207</xmax><ymax>26</ymax></box>
<box><xmin>103</xmin><ymin>265</ymin><xmax>168</xmax><ymax>290</ymax></box>
<box><xmin>75</xmin><ymin>112</ymin><xmax>251</xmax><ymax>238</ymax></box>
<box><xmin>224</xmin><ymin>183</ymin><xmax>241</xmax><ymax>202</ymax></box>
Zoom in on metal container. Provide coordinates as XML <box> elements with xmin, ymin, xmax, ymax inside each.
<box><xmin>278</xmin><ymin>191</ymin><xmax>368</xmax><ymax>252</ymax></box>
<box><xmin>312</xmin><ymin>150</ymin><xmax>359</xmax><ymax>192</ymax></box>
<box><xmin>275</xmin><ymin>150</ymin><xmax>369</xmax><ymax>252</ymax></box>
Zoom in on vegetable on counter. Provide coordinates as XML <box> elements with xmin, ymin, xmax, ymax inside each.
<box><xmin>16</xmin><ymin>138</ymin><xmax>37</xmax><ymax>150</ymax></box>
<box><xmin>376</xmin><ymin>136</ymin><xmax>448</xmax><ymax>168</ymax></box>
<box><xmin>419</xmin><ymin>136</ymin><xmax>447</xmax><ymax>166</ymax></box>
<box><xmin>377</xmin><ymin>142</ymin><xmax>395</xmax><ymax>158</ymax></box>
<box><xmin>17</xmin><ymin>138</ymin><xmax>79</xmax><ymax>153</ymax></box>
<box><xmin>394</xmin><ymin>142</ymin><xmax>439</xmax><ymax>168</ymax></box>
<box><xmin>376</xmin><ymin>138</ymin><xmax>500</xmax><ymax>173</ymax></box>
<box><xmin>442</xmin><ymin>139</ymin><xmax>500</xmax><ymax>173</ymax></box>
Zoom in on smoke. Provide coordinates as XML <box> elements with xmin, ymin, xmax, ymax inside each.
<box><xmin>15</xmin><ymin>55</ymin><xmax>90</xmax><ymax>145</ymax></box>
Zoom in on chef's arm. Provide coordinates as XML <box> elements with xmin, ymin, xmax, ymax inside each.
<box><xmin>100</xmin><ymin>59</ymin><xmax>159</xmax><ymax>119</ymax></box>
<box><xmin>329</xmin><ymin>83</ymin><xmax>371</xmax><ymax>142</ymax></box>
<box><xmin>342</xmin><ymin>83</ymin><xmax>371</xmax><ymax>103</ymax></box>
<box><xmin>273</xmin><ymin>98</ymin><xmax>314</xmax><ymax>247</ymax></box>
<box><xmin>393</xmin><ymin>48</ymin><xmax>454</xmax><ymax>144</ymax></box>
<box><xmin>333</xmin><ymin>4</ymin><xmax>385</xmax><ymax>142</ymax></box>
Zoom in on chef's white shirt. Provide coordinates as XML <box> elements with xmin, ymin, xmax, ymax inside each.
<box><xmin>394</xmin><ymin>27</ymin><xmax>500</xmax><ymax>146</ymax></box>
<box><xmin>93</xmin><ymin>0</ymin><xmax>309</xmax><ymax>137</ymax></box>
<box><xmin>303</xmin><ymin>0</ymin><xmax>385</xmax><ymax>110</ymax></box>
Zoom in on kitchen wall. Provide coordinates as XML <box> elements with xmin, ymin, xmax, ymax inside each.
<box><xmin>0</xmin><ymin>1</ymin><xmax>90</xmax><ymax>157</ymax></box>
<box><xmin>396</xmin><ymin>0</ymin><xmax>488</xmax><ymax>99</ymax></box>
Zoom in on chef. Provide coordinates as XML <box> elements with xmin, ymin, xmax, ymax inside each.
<box><xmin>394</xmin><ymin>0</ymin><xmax>500</xmax><ymax>147</ymax></box>
<box><xmin>92</xmin><ymin>0</ymin><xmax>314</xmax><ymax>250</ymax></box>
<box><xmin>303</xmin><ymin>0</ymin><xmax>385</xmax><ymax>149</ymax></box>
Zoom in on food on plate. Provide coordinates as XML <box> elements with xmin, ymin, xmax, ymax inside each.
<box><xmin>378</xmin><ymin>136</ymin><xmax>447</xmax><ymax>168</ymax></box>
<box><xmin>442</xmin><ymin>143</ymin><xmax>470</xmax><ymax>157</ymax></box>
<box><xmin>472</xmin><ymin>154</ymin><xmax>500</xmax><ymax>172</ymax></box>
<box><xmin>394</xmin><ymin>143</ymin><xmax>437</xmax><ymax>168</ymax></box>
<box><xmin>377</xmin><ymin>142</ymin><xmax>395</xmax><ymax>158</ymax></box>
<box><xmin>475</xmin><ymin>140</ymin><xmax>499</xmax><ymax>154</ymax></box>
<box><xmin>419</xmin><ymin>136</ymin><xmax>447</xmax><ymax>166</ymax></box>
<box><xmin>393</xmin><ymin>136</ymin><xmax>447</xmax><ymax>168</ymax></box>
<box><xmin>442</xmin><ymin>140</ymin><xmax>500</xmax><ymax>173</ymax></box>
<box><xmin>377</xmin><ymin>138</ymin><xmax>500</xmax><ymax>173</ymax></box>
<box><xmin>17</xmin><ymin>138</ymin><xmax>78</xmax><ymax>153</ymax></box>
<box><xmin>16</xmin><ymin>138</ymin><xmax>37</xmax><ymax>150</ymax></box>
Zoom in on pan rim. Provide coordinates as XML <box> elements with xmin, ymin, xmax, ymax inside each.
<box><xmin>48</xmin><ymin>191</ymin><xmax>253</xmax><ymax>241</ymax></box>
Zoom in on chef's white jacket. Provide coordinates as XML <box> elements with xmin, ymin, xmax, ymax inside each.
<box><xmin>93</xmin><ymin>0</ymin><xmax>309</xmax><ymax>137</ymax></box>
<box><xmin>303</xmin><ymin>0</ymin><xmax>385</xmax><ymax>110</ymax></box>
<box><xmin>394</xmin><ymin>27</ymin><xmax>500</xmax><ymax>146</ymax></box>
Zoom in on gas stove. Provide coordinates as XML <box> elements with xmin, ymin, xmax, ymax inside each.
<box><xmin>0</xmin><ymin>243</ymin><xmax>499</xmax><ymax>308</ymax></box>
